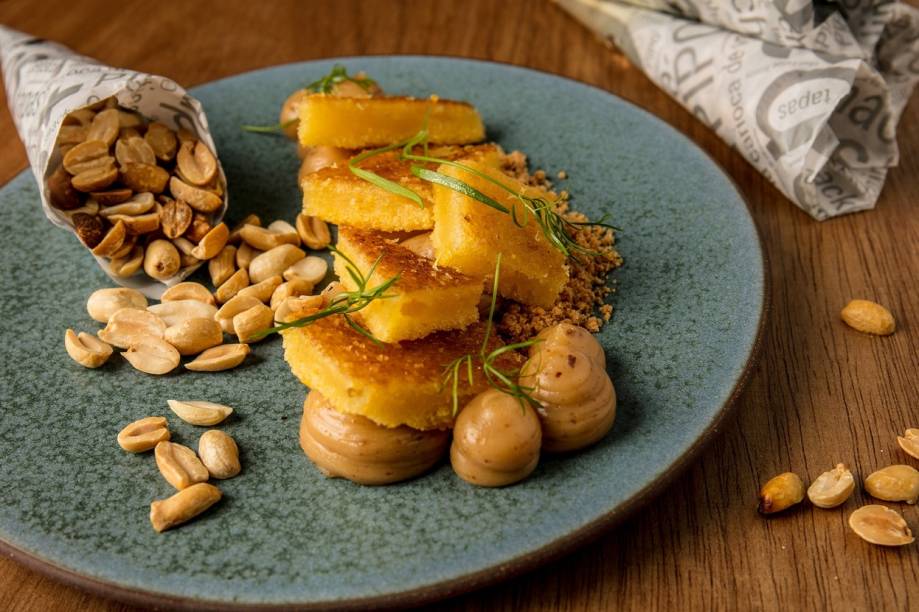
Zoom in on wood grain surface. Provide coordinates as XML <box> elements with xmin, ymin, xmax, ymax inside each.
<box><xmin>1</xmin><ymin>1</ymin><xmax>917</xmax><ymax>610</ymax></box>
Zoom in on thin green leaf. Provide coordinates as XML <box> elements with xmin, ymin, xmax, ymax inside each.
<box><xmin>349</xmin><ymin>167</ymin><xmax>424</xmax><ymax>208</ymax></box>
<box><xmin>411</xmin><ymin>166</ymin><xmax>509</xmax><ymax>214</ymax></box>
<box><xmin>241</xmin><ymin>119</ymin><xmax>297</xmax><ymax>134</ymax></box>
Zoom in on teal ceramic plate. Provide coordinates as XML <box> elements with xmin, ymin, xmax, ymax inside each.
<box><xmin>0</xmin><ymin>57</ymin><xmax>765</xmax><ymax>609</ymax></box>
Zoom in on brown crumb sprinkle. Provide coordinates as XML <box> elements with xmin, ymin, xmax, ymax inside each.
<box><xmin>496</xmin><ymin>151</ymin><xmax>623</xmax><ymax>343</ymax></box>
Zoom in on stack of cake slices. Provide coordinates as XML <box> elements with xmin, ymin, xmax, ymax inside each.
<box><xmin>284</xmin><ymin>92</ymin><xmax>569</xmax><ymax>431</ymax></box>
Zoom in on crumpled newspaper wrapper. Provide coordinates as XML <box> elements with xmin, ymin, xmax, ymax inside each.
<box><xmin>0</xmin><ymin>25</ymin><xmax>227</xmax><ymax>297</ymax></box>
<box><xmin>556</xmin><ymin>0</ymin><xmax>919</xmax><ymax>220</ymax></box>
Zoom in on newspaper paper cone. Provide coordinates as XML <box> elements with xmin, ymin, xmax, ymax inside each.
<box><xmin>0</xmin><ymin>25</ymin><xmax>227</xmax><ymax>297</ymax></box>
<box><xmin>556</xmin><ymin>0</ymin><xmax>919</xmax><ymax>220</ymax></box>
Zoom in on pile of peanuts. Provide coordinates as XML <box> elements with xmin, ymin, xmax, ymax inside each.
<box><xmin>47</xmin><ymin>97</ymin><xmax>226</xmax><ymax>281</ymax></box>
<box><xmin>64</xmin><ymin>212</ymin><xmax>336</xmax><ymax>375</ymax></box>
<box><xmin>118</xmin><ymin>400</ymin><xmax>241</xmax><ymax>532</ymax></box>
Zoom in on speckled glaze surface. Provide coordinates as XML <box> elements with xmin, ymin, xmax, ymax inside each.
<box><xmin>0</xmin><ymin>58</ymin><xmax>765</xmax><ymax>609</ymax></box>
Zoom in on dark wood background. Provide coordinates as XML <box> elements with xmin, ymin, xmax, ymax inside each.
<box><xmin>1</xmin><ymin>1</ymin><xmax>917</xmax><ymax>610</ymax></box>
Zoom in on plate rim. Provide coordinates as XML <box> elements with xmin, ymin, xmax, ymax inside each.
<box><xmin>0</xmin><ymin>54</ymin><xmax>770</xmax><ymax>610</ymax></box>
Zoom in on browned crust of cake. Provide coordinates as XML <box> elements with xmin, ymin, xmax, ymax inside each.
<box><xmin>338</xmin><ymin>226</ymin><xmax>480</xmax><ymax>291</ymax></box>
<box><xmin>307</xmin><ymin>93</ymin><xmax>478</xmax><ymax>109</ymax></box>
<box><xmin>286</xmin><ymin>316</ymin><xmax>522</xmax><ymax>387</ymax></box>
<box><xmin>307</xmin><ymin>144</ymin><xmax>499</xmax><ymax>187</ymax></box>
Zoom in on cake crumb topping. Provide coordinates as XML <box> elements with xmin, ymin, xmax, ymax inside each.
<box><xmin>497</xmin><ymin>152</ymin><xmax>623</xmax><ymax>343</ymax></box>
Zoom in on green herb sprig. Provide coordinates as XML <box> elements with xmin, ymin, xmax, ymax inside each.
<box><xmin>441</xmin><ymin>254</ymin><xmax>542</xmax><ymax>415</ymax></box>
<box><xmin>242</xmin><ymin>65</ymin><xmax>377</xmax><ymax>134</ymax></box>
<box><xmin>349</xmin><ymin>124</ymin><xmax>617</xmax><ymax>258</ymax></box>
<box><xmin>255</xmin><ymin>246</ymin><xmax>399</xmax><ymax>344</ymax></box>
<box><xmin>241</xmin><ymin>118</ymin><xmax>297</xmax><ymax>135</ymax></box>
<box><xmin>305</xmin><ymin>64</ymin><xmax>377</xmax><ymax>94</ymax></box>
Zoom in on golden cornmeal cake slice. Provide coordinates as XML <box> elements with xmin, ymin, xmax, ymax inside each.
<box><xmin>298</xmin><ymin>94</ymin><xmax>485</xmax><ymax>149</ymax></box>
<box><xmin>301</xmin><ymin>144</ymin><xmax>502</xmax><ymax>232</ymax></box>
<box><xmin>282</xmin><ymin>316</ymin><xmax>523</xmax><ymax>430</ymax></box>
<box><xmin>334</xmin><ymin>226</ymin><xmax>482</xmax><ymax>342</ymax></box>
<box><xmin>431</xmin><ymin>159</ymin><xmax>569</xmax><ymax>307</ymax></box>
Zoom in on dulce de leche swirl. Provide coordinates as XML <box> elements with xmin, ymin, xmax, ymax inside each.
<box><xmin>451</xmin><ymin>389</ymin><xmax>542</xmax><ymax>487</ymax></box>
<box><xmin>299</xmin><ymin>391</ymin><xmax>449</xmax><ymax>485</ymax></box>
<box><xmin>531</xmin><ymin>322</ymin><xmax>605</xmax><ymax>369</ymax></box>
<box><xmin>521</xmin><ymin>324</ymin><xmax>616</xmax><ymax>452</ymax></box>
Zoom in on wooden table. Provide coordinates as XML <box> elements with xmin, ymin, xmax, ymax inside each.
<box><xmin>1</xmin><ymin>1</ymin><xmax>917</xmax><ymax>609</ymax></box>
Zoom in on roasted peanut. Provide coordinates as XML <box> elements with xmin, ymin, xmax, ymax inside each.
<box><xmin>60</xmin><ymin>200</ymin><xmax>100</xmax><ymax>222</ymax></box>
<box><xmin>90</xmin><ymin>220</ymin><xmax>127</xmax><ymax>257</ymax></box>
<box><xmin>758</xmin><ymin>472</ymin><xmax>805</xmax><ymax>515</ymax></box>
<box><xmin>235</xmin><ymin>242</ymin><xmax>260</xmax><ymax>270</ymax></box>
<box><xmin>185</xmin><ymin>343</ymin><xmax>250</xmax><ymax>372</ymax></box>
<box><xmin>64</xmin><ymin>329</ymin><xmax>113</xmax><ymax>368</ymax></box>
<box><xmin>122</xmin><ymin>336</ymin><xmax>181</xmax><ymax>375</ymax></box>
<box><xmin>208</xmin><ymin>244</ymin><xmax>237</xmax><ymax>287</ymax></box>
<box><xmin>117</xmin><ymin>416</ymin><xmax>170</xmax><ymax>453</ymax></box>
<box><xmin>865</xmin><ymin>465</ymin><xmax>919</xmax><ymax>504</ymax></box>
<box><xmin>87</xmin><ymin>287</ymin><xmax>148</xmax><ymax>323</ymax></box>
<box><xmin>86</xmin><ymin>108</ymin><xmax>119</xmax><ymax>146</ymax></box>
<box><xmin>176</xmin><ymin>140</ymin><xmax>218</xmax><ymax>186</ymax></box>
<box><xmin>155</xmin><ymin>441</ymin><xmax>209</xmax><ymax>490</ymax></box>
<box><xmin>248</xmin><ymin>244</ymin><xmax>306</xmax><ymax>284</ymax></box>
<box><xmin>91</xmin><ymin>187</ymin><xmax>133</xmax><ymax>206</ymax></box>
<box><xmin>63</xmin><ymin>107</ymin><xmax>95</xmax><ymax>128</ymax></box>
<box><xmin>228</xmin><ymin>214</ymin><xmax>261</xmax><ymax>243</ymax></box>
<box><xmin>150</xmin><ymin>482</ymin><xmax>222</xmax><ymax>532</ymax></box>
<box><xmin>215</xmin><ymin>268</ymin><xmax>250</xmax><ymax>304</ymax></box>
<box><xmin>63</xmin><ymin>140</ymin><xmax>113</xmax><ymax>175</ymax></box>
<box><xmin>143</xmin><ymin>239</ymin><xmax>181</xmax><ymax>280</ymax></box>
<box><xmin>161</xmin><ymin>282</ymin><xmax>215</xmax><ymax>305</ymax></box>
<box><xmin>98</xmin><ymin>308</ymin><xmax>166</xmax><ymax>348</ymax></box>
<box><xmin>164</xmin><ymin>318</ymin><xmax>224</xmax><ymax>356</ymax></box>
<box><xmin>898</xmin><ymin>429</ymin><xmax>919</xmax><ymax>460</ymax></box>
<box><xmin>320</xmin><ymin>281</ymin><xmax>344</xmax><ymax>306</ymax></box>
<box><xmin>189</xmin><ymin>222</ymin><xmax>229</xmax><ymax>260</ymax></box>
<box><xmin>108</xmin><ymin>234</ymin><xmax>137</xmax><ymax>260</ymax></box>
<box><xmin>270</xmin><ymin>277</ymin><xmax>315</xmax><ymax>310</ymax></box>
<box><xmin>72</xmin><ymin>162</ymin><xmax>118</xmax><ymax>192</ymax></box>
<box><xmin>198</xmin><ymin>430</ymin><xmax>241</xmax><ymax>479</ymax></box>
<box><xmin>72</xmin><ymin>212</ymin><xmax>105</xmax><ymax>248</ymax></box>
<box><xmin>170</xmin><ymin>177</ymin><xmax>222</xmax><ymax>213</ymax></box>
<box><xmin>807</xmin><ymin>464</ymin><xmax>855</xmax><ymax>509</ymax></box>
<box><xmin>167</xmin><ymin>400</ymin><xmax>234</xmax><ymax>426</ymax></box>
<box><xmin>238</xmin><ymin>224</ymin><xmax>298</xmax><ymax>251</ymax></box>
<box><xmin>114</xmin><ymin>135</ymin><xmax>156</xmax><ymax>167</ymax></box>
<box><xmin>148</xmin><ymin>299</ymin><xmax>218</xmax><ymax>327</ymax></box>
<box><xmin>106</xmin><ymin>208</ymin><xmax>161</xmax><ymax>234</ymax></box>
<box><xmin>296</xmin><ymin>213</ymin><xmax>331</xmax><ymax>250</ymax></box>
<box><xmin>233</xmin><ymin>303</ymin><xmax>274</xmax><ymax>343</ymax></box>
<box><xmin>267</xmin><ymin>220</ymin><xmax>301</xmax><ymax>247</ymax></box>
<box><xmin>145</xmin><ymin>122</ymin><xmax>178</xmax><ymax>162</ymax></box>
<box><xmin>109</xmin><ymin>245</ymin><xmax>144</xmax><ymax>277</ymax></box>
<box><xmin>237</xmin><ymin>275</ymin><xmax>282</xmax><ymax>303</ymax></box>
<box><xmin>122</xmin><ymin>162</ymin><xmax>169</xmax><ymax>194</ymax></box>
<box><xmin>841</xmin><ymin>299</ymin><xmax>895</xmax><ymax>335</ymax></box>
<box><xmin>117</xmin><ymin>109</ymin><xmax>144</xmax><ymax>130</ymax></box>
<box><xmin>185</xmin><ymin>213</ymin><xmax>212</xmax><ymax>243</ymax></box>
<box><xmin>99</xmin><ymin>192</ymin><xmax>155</xmax><ymax>217</ymax></box>
<box><xmin>274</xmin><ymin>295</ymin><xmax>323</xmax><ymax>323</ymax></box>
<box><xmin>56</xmin><ymin>124</ymin><xmax>88</xmax><ymax>148</ymax></box>
<box><xmin>161</xmin><ymin>198</ymin><xmax>193</xmax><ymax>239</ymax></box>
<box><xmin>47</xmin><ymin>164</ymin><xmax>82</xmax><ymax>210</ymax></box>
<box><xmin>215</xmin><ymin>294</ymin><xmax>263</xmax><ymax>333</ymax></box>
<box><xmin>848</xmin><ymin>505</ymin><xmax>915</xmax><ymax>547</ymax></box>
<box><xmin>283</xmin><ymin>255</ymin><xmax>327</xmax><ymax>285</ymax></box>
